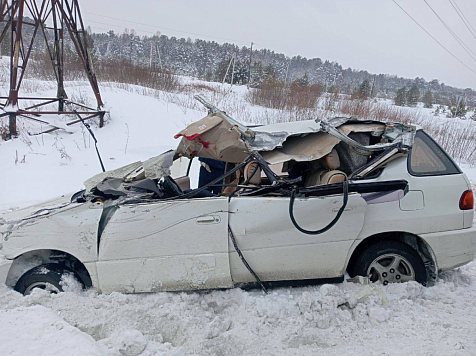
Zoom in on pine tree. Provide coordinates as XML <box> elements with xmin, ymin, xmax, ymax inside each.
<box><xmin>394</xmin><ymin>87</ymin><xmax>407</xmax><ymax>106</ymax></box>
<box><xmin>450</xmin><ymin>96</ymin><xmax>467</xmax><ymax>118</ymax></box>
<box><xmin>423</xmin><ymin>90</ymin><xmax>433</xmax><ymax>108</ymax></box>
<box><xmin>356</xmin><ymin>79</ymin><xmax>371</xmax><ymax>99</ymax></box>
<box><xmin>233</xmin><ymin>61</ymin><xmax>249</xmax><ymax>85</ymax></box>
<box><xmin>263</xmin><ymin>64</ymin><xmax>277</xmax><ymax>83</ymax></box>
<box><xmin>291</xmin><ymin>73</ymin><xmax>310</xmax><ymax>88</ymax></box>
<box><xmin>250</xmin><ymin>61</ymin><xmax>264</xmax><ymax>87</ymax></box>
<box><xmin>407</xmin><ymin>85</ymin><xmax>420</xmax><ymax>107</ymax></box>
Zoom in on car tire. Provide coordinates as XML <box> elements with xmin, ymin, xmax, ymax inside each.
<box><xmin>14</xmin><ymin>263</ymin><xmax>83</xmax><ymax>295</ymax></box>
<box><xmin>352</xmin><ymin>240</ymin><xmax>428</xmax><ymax>285</ymax></box>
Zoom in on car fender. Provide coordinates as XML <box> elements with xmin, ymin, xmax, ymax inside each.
<box><xmin>2</xmin><ymin>201</ymin><xmax>103</xmax><ymax>264</ymax></box>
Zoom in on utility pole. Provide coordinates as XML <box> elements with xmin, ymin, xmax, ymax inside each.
<box><xmin>370</xmin><ymin>75</ymin><xmax>377</xmax><ymax>98</ymax></box>
<box><xmin>155</xmin><ymin>43</ymin><xmax>163</xmax><ymax>70</ymax></box>
<box><xmin>230</xmin><ymin>54</ymin><xmax>236</xmax><ymax>87</ymax></box>
<box><xmin>247</xmin><ymin>42</ymin><xmax>253</xmax><ymax>87</ymax></box>
<box><xmin>223</xmin><ymin>55</ymin><xmax>234</xmax><ymax>84</ymax></box>
<box><xmin>284</xmin><ymin>57</ymin><xmax>291</xmax><ymax>84</ymax></box>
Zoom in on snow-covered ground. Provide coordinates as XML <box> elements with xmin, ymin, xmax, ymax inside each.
<box><xmin>1</xmin><ymin>79</ymin><xmax>476</xmax><ymax>356</ymax></box>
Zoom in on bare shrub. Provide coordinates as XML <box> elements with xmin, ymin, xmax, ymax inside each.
<box><xmin>246</xmin><ymin>80</ymin><xmax>323</xmax><ymax>111</ymax></box>
<box><xmin>287</xmin><ymin>84</ymin><xmax>324</xmax><ymax>110</ymax></box>
<box><xmin>96</xmin><ymin>59</ymin><xmax>182</xmax><ymax>93</ymax></box>
<box><xmin>183</xmin><ymin>83</ymin><xmax>217</xmax><ymax>93</ymax></box>
<box><xmin>338</xmin><ymin>99</ymin><xmax>372</xmax><ymax>119</ymax></box>
<box><xmin>246</xmin><ymin>80</ymin><xmax>287</xmax><ymax>110</ymax></box>
<box><xmin>418</xmin><ymin>120</ymin><xmax>476</xmax><ymax>165</ymax></box>
<box><xmin>0</xmin><ymin>124</ymin><xmax>8</xmax><ymax>141</ymax></box>
<box><xmin>336</xmin><ymin>99</ymin><xmax>418</xmax><ymax>124</ymax></box>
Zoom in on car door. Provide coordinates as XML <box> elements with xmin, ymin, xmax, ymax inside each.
<box><xmin>95</xmin><ymin>197</ymin><xmax>232</xmax><ymax>293</ymax></box>
<box><xmin>228</xmin><ymin>191</ymin><xmax>368</xmax><ymax>284</ymax></box>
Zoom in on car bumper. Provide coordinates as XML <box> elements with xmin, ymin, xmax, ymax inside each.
<box><xmin>420</xmin><ymin>226</ymin><xmax>476</xmax><ymax>271</ymax></box>
<box><xmin>0</xmin><ymin>257</ymin><xmax>13</xmax><ymax>285</ymax></box>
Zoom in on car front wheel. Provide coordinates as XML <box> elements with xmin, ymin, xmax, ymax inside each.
<box><xmin>14</xmin><ymin>263</ymin><xmax>83</xmax><ymax>295</ymax></box>
<box><xmin>352</xmin><ymin>240</ymin><xmax>428</xmax><ymax>285</ymax></box>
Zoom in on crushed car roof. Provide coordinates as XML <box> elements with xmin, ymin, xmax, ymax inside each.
<box><xmin>174</xmin><ymin>95</ymin><xmax>415</xmax><ymax>164</ymax></box>
<box><xmin>82</xmin><ymin>95</ymin><xmax>416</xmax><ymax>194</ymax></box>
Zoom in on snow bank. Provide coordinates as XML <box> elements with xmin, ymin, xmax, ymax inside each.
<box><xmin>0</xmin><ymin>304</ymin><xmax>105</xmax><ymax>356</ymax></box>
<box><xmin>1</xmin><ymin>264</ymin><xmax>476</xmax><ymax>355</ymax></box>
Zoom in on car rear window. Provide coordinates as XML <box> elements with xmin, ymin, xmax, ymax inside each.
<box><xmin>408</xmin><ymin>130</ymin><xmax>461</xmax><ymax>176</ymax></box>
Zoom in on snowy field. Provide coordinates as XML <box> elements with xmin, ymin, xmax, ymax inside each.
<box><xmin>1</xmin><ymin>79</ymin><xmax>476</xmax><ymax>356</ymax></box>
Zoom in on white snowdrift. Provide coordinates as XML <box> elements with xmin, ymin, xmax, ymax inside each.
<box><xmin>0</xmin><ymin>264</ymin><xmax>476</xmax><ymax>356</ymax></box>
<box><xmin>0</xmin><ymin>305</ymin><xmax>104</xmax><ymax>356</ymax></box>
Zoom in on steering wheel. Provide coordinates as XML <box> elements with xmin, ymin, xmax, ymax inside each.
<box><xmin>161</xmin><ymin>176</ymin><xmax>183</xmax><ymax>198</ymax></box>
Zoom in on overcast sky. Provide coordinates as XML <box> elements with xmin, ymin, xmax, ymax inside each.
<box><xmin>80</xmin><ymin>0</ymin><xmax>476</xmax><ymax>89</ymax></box>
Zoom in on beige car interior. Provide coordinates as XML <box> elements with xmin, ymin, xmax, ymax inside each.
<box><xmin>220</xmin><ymin>148</ymin><xmax>347</xmax><ymax>196</ymax></box>
<box><xmin>222</xmin><ymin>161</ymin><xmax>262</xmax><ymax>196</ymax></box>
<box><xmin>303</xmin><ymin>148</ymin><xmax>347</xmax><ymax>187</ymax></box>
<box><xmin>174</xmin><ymin>176</ymin><xmax>191</xmax><ymax>191</ymax></box>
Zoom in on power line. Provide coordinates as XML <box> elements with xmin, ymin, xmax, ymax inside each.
<box><xmin>391</xmin><ymin>0</ymin><xmax>476</xmax><ymax>76</ymax></box>
<box><xmin>83</xmin><ymin>11</ymin><xmax>251</xmax><ymax>44</ymax></box>
<box><xmin>448</xmin><ymin>0</ymin><xmax>476</xmax><ymax>42</ymax></box>
<box><xmin>85</xmin><ymin>19</ymin><xmax>156</xmax><ymax>35</ymax></box>
<box><xmin>423</xmin><ymin>0</ymin><xmax>476</xmax><ymax>62</ymax></box>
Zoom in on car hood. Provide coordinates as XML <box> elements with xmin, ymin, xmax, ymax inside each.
<box><xmin>0</xmin><ymin>194</ymin><xmax>77</xmax><ymax>239</ymax></box>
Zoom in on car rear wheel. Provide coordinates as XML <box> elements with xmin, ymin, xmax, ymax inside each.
<box><xmin>14</xmin><ymin>263</ymin><xmax>83</xmax><ymax>296</ymax></box>
<box><xmin>352</xmin><ymin>240</ymin><xmax>428</xmax><ymax>285</ymax></box>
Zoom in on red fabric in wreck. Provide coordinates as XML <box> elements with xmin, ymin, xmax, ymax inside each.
<box><xmin>198</xmin><ymin>138</ymin><xmax>210</xmax><ymax>148</ymax></box>
<box><xmin>174</xmin><ymin>133</ymin><xmax>201</xmax><ymax>140</ymax></box>
<box><xmin>174</xmin><ymin>133</ymin><xmax>210</xmax><ymax>149</ymax></box>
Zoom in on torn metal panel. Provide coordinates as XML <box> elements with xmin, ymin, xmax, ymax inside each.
<box><xmin>175</xmin><ymin>112</ymin><xmax>250</xmax><ymax>163</ymax></box>
<box><xmin>92</xmin><ymin>177</ymin><xmax>164</xmax><ymax>199</ymax></box>
<box><xmin>261</xmin><ymin>123</ymin><xmax>387</xmax><ymax>165</ymax></box>
<box><xmin>194</xmin><ymin>94</ymin><xmax>252</xmax><ymax>141</ymax></box>
<box><xmin>250</xmin><ymin>119</ymin><xmax>323</xmax><ymax>151</ymax></box>
<box><xmin>261</xmin><ymin>132</ymin><xmax>339</xmax><ymax>165</ymax></box>
<box><xmin>142</xmin><ymin>150</ymin><xmax>175</xmax><ymax>179</ymax></box>
<box><xmin>175</xmin><ymin>95</ymin><xmax>415</xmax><ymax>165</ymax></box>
<box><xmin>84</xmin><ymin>161</ymin><xmax>142</xmax><ymax>192</ymax></box>
<box><xmin>174</xmin><ymin>116</ymin><xmax>353</xmax><ymax>163</ymax></box>
<box><xmin>84</xmin><ymin>150</ymin><xmax>175</xmax><ymax>192</ymax></box>
<box><xmin>321</xmin><ymin>120</ymin><xmax>415</xmax><ymax>153</ymax></box>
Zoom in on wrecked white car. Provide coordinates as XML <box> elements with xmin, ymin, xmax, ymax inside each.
<box><xmin>1</xmin><ymin>95</ymin><xmax>475</xmax><ymax>295</ymax></box>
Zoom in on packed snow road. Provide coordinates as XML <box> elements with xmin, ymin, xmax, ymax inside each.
<box><xmin>1</xmin><ymin>264</ymin><xmax>476</xmax><ymax>356</ymax></box>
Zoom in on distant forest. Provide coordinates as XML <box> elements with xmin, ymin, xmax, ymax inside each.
<box><xmin>87</xmin><ymin>29</ymin><xmax>476</xmax><ymax>106</ymax></box>
<box><xmin>1</xmin><ymin>21</ymin><xmax>475</xmax><ymax>106</ymax></box>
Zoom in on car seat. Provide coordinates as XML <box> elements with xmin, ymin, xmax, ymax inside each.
<box><xmin>304</xmin><ymin>149</ymin><xmax>347</xmax><ymax>187</ymax></box>
<box><xmin>222</xmin><ymin>161</ymin><xmax>262</xmax><ymax>195</ymax></box>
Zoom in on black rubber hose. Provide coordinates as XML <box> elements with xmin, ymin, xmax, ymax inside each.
<box><xmin>228</xmin><ymin>226</ymin><xmax>268</xmax><ymax>294</ymax></box>
<box><xmin>289</xmin><ymin>180</ymin><xmax>349</xmax><ymax>235</ymax></box>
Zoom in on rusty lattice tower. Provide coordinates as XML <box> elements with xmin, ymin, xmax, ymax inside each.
<box><xmin>0</xmin><ymin>0</ymin><xmax>104</xmax><ymax>137</ymax></box>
